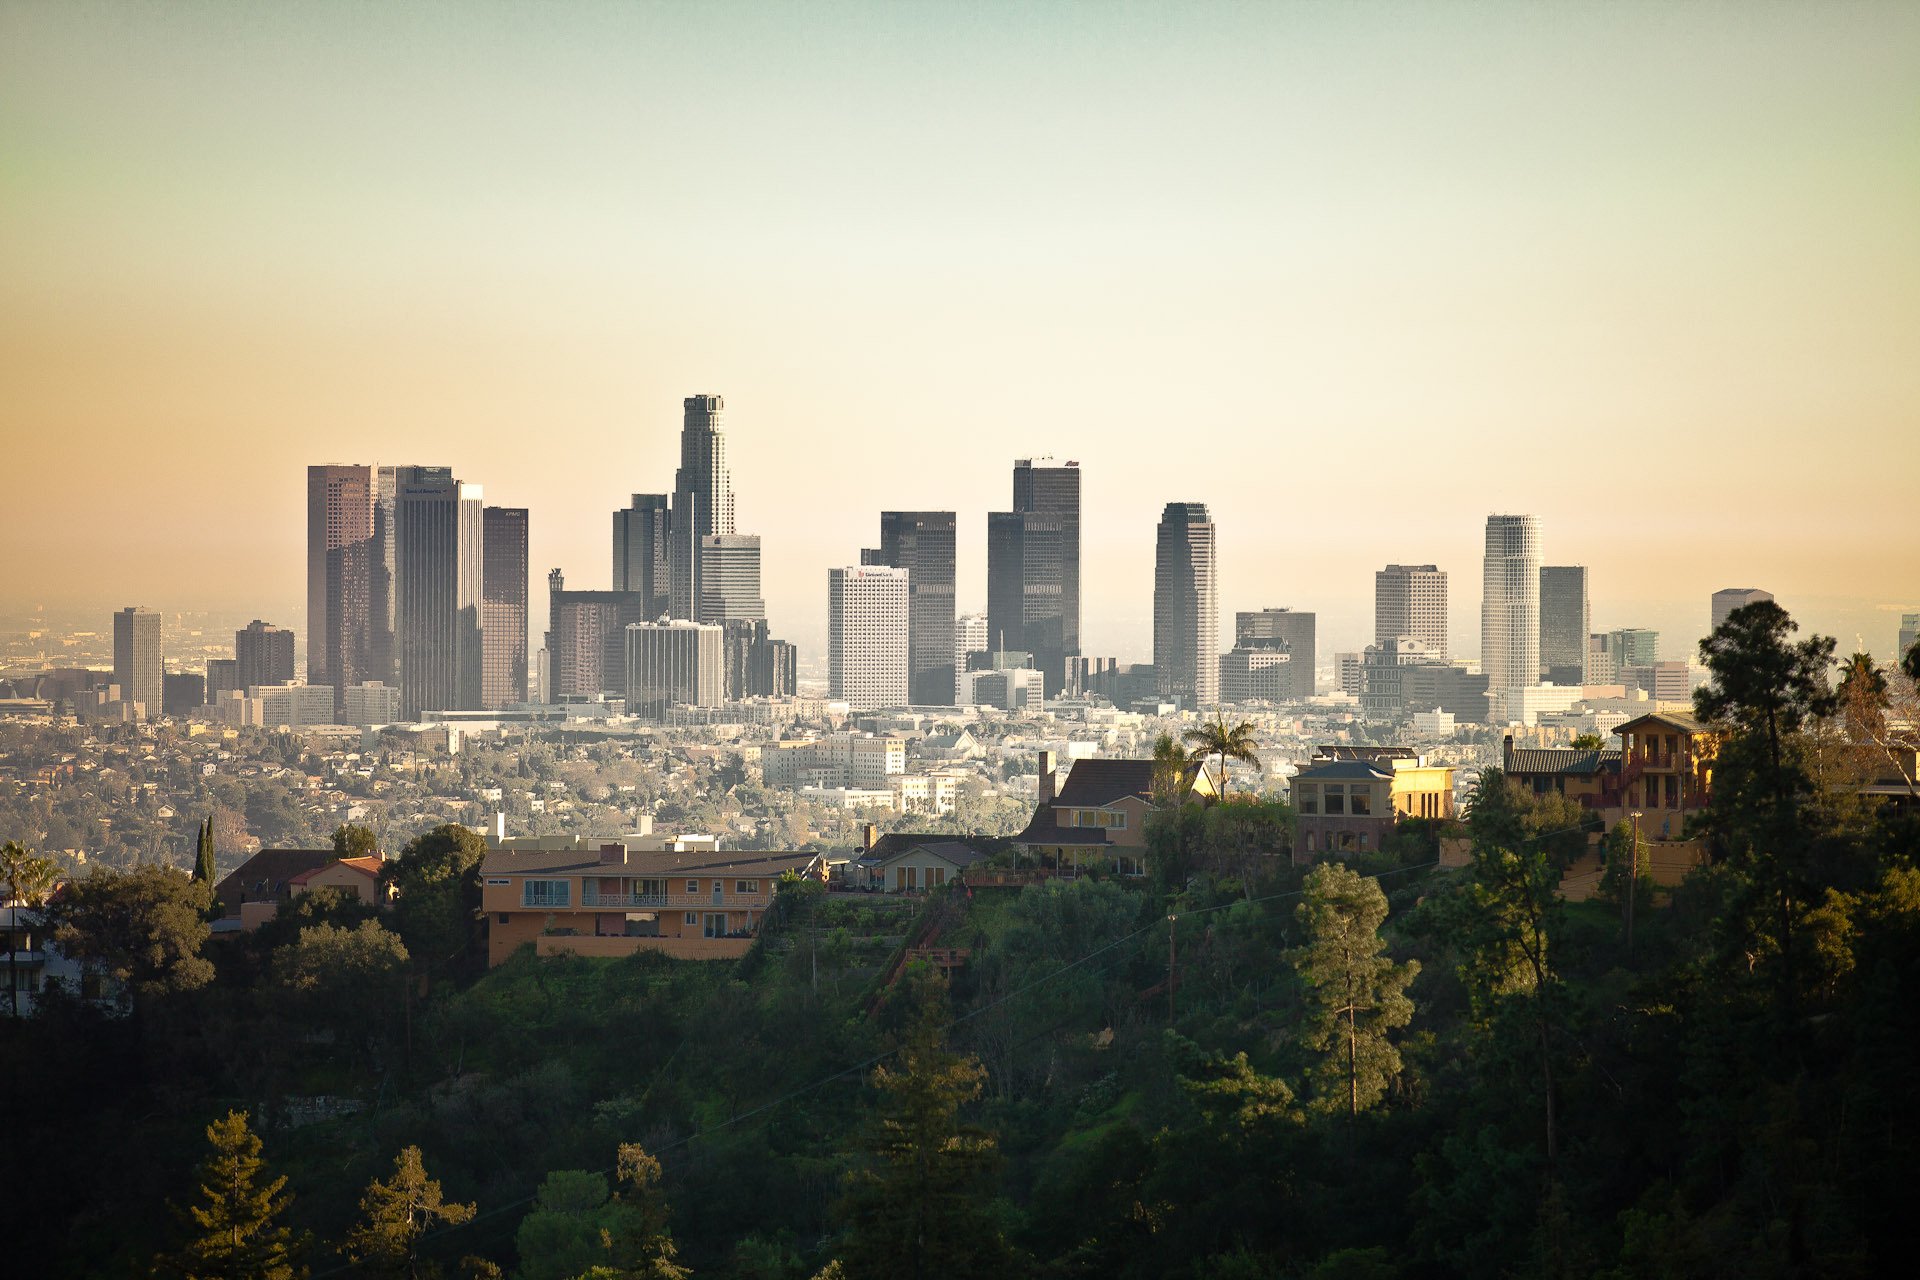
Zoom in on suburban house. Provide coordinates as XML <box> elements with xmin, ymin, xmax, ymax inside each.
<box><xmin>1291</xmin><ymin>751</ymin><xmax>1455</xmax><ymax>860</ymax></box>
<box><xmin>1501</xmin><ymin>736</ymin><xmax>1623</xmax><ymax>810</ymax></box>
<box><xmin>287</xmin><ymin>855</ymin><xmax>387</xmax><ymax>906</ymax></box>
<box><xmin>480</xmin><ymin>844</ymin><xmax>824</xmax><ymax>965</ymax></box>
<box><xmin>1009</xmin><ymin>752</ymin><xmax>1210</xmax><ymax>876</ymax></box>
<box><xmin>213</xmin><ymin>847</ymin><xmax>336</xmax><ymax>930</ymax></box>
<box><xmin>844</xmin><ymin>832</ymin><xmax>993</xmax><ymax>891</ymax></box>
<box><xmin>1615</xmin><ymin>712</ymin><xmax>1718</xmax><ymax>839</ymax></box>
<box><xmin>3</xmin><ymin>902</ymin><xmax>108</xmax><ymax>1015</ymax></box>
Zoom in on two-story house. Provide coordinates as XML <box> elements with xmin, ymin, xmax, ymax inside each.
<box><xmin>1615</xmin><ymin>711</ymin><xmax>1718</xmax><ymax>839</ymax></box>
<box><xmin>1291</xmin><ymin>752</ymin><xmax>1454</xmax><ymax>860</ymax></box>
<box><xmin>1010</xmin><ymin>752</ymin><xmax>1212</xmax><ymax>876</ymax></box>
<box><xmin>481</xmin><ymin>844</ymin><xmax>824</xmax><ymax>965</ymax></box>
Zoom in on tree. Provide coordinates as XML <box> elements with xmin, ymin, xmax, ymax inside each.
<box><xmin>381</xmin><ymin>824</ymin><xmax>488</xmax><ymax>979</ymax></box>
<box><xmin>1570</xmin><ymin>733</ymin><xmax>1605</xmax><ymax>751</ymax></box>
<box><xmin>1696</xmin><ymin>600</ymin><xmax>1836</xmax><ymax>802</ymax></box>
<box><xmin>50</xmin><ymin>863</ymin><xmax>214</xmax><ymax>1006</ymax></box>
<box><xmin>2</xmin><ymin>839</ymin><xmax>60</xmax><ymax>1017</ymax></box>
<box><xmin>346</xmin><ymin>1146</ymin><xmax>476</xmax><ymax>1279</ymax></box>
<box><xmin>1183</xmin><ymin>715</ymin><xmax>1260</xmax><ymax>800</ymax></box>
<box><xmin>157</xmin><ymin>1110</ymin><xmax>307</xmax><ymax>1280</ymax></box>
<box><xmin>274</xmin><ymin>920</ymin><xmax>409</xmax><ymax>1064</ymax></box>
<box><xmin>333</xmin><ymin>823</ymin><xmax>381</xmax><ymax>859</ymax></box>
<box><xmin>835</xmin><ymin>976</ymin><xmax>1009</xmax><ymax>1280</ymax></box>
<box><xmin>1291</xmin><ymin>864</ymin><xmax>1419</xmax><ymax>1116</ymax></box>
<box><xmin>193</xmin><ymin>817</ymin><xmax>218</xmax><ymax>892</ymax></box>
<box><xmin>511</xmin><ymin>1148</ymin><xmax>687</xmax><ymax>1280</ymax></box>
<box><xmin>1150</xmin><ymin>733</ymin><xmax>1192</xmax><ymax>808</ymax></box>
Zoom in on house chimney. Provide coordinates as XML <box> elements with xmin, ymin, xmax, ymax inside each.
<box><xmin>1038</xmin><ymin>750</ymin><xmax>1057</xmax><ymax>806</ymax></box>
<box><xmin>599</xmin><ymin>842</ymin><xmax>627</xmax><ymax>866</ymax></box>
<box><xmin>862</xmin><ymin>822</ymin><xmax>879</xmax><ymax>852</ymax></box>
<box><xmin>1501</xmin><ymin>734</ymin><xmax>1514</xmax><ymax>768</ymax></box>
<box><xmin>492</xmin><ymin>812</ymin><xmax>506</xmax><ymax>844</ymax></box>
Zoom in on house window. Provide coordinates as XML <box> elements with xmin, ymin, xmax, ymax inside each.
<box><xmin>522</xmin><ymin>879</ymin><xmax>570</xmax><ymax>908</ymax></box>
<box><xmin>1351</xmin><ymin>790</ymin><xmax>1372</xmax><ymax>816</ymax></box>
<box><xmin>685</xmin><ymin>879</ymin><xmax>700</xmax><ymax>894</ymax></box>
<box><xmin>497</xmin><ymin>913</ymin><xmax>509</xmax><ymax>925</ymax></box>
<box><xmin>1297</xmin><ymin>786</ymin><xmax>1318</xmax><ymax>815</ymax></box>
<box><xmin>684</xmin><ymin>912</ymin><xmax>699</xmax><ymax>925</ymax></box>
<box><xmin>1325</xmin><ymin>785</ymin><xmax>1346</xmax><ymax>816</ymax></box>
<box><xmin>734</xmin><ymin>880</ymin><xmax>761</xmax><ymax>894</ymax></box>
<box><xmin>1305</xmin><ymin>831</ymin><xmax>1316</xmax><ymax>852</ymax></box>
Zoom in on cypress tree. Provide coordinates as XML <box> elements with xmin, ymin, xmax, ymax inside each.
<box><xmin>194</xmin><ymin>817</ymin><xmax>217</xmax><ymax>888</ymax></box>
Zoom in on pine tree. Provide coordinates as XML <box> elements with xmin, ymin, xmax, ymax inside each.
<box><xmin>157</xmin><ymin>1110</ymin><xmax>308</xmax><ymax>1280</ymax></box>
<box><xmin>346</xmin><ymin>1146</ymin><xmax>475</xmax><ymax>1279</ymax></box>
<box><xmin>1291</xmin><ymin>863</ymin><xmax>1419</xmax><ymax>1116</ymax></box>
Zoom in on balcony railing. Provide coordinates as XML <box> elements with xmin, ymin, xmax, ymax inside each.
<box><xmin>579</xmin><ymin>889</ymin><xmax>670</xmax><ymax>909</ymax></box>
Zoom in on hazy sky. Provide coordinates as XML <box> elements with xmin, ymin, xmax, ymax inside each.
<box><xmin>3</xmin><ymin>1</ymin><xmax>1917</xmax><ymax>665</ymax></box>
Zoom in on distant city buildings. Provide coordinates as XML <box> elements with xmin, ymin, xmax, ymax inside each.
<box><xmin>1711</xmin><ymin>587</ymin><xmax>1772</xmax><ymax>633</ymax></box>
<box><xmin>234</xmin><ymin>619</ymin><xmax>295</xmax><ymax>693</ymax></box>
<box><xmin>1153</xmin><ymin>502</ymin><xmax>1218</xmax><ymax>708</ymax></box>
<box><xmin>1481</xmin><ymin>514</ymin><xmax>1541</xmax><ymax>722</ymax></box>
<box><xmin>1539</xmin><ymin>566</ymin><xmax>1590</xmax><ymax>684</ymax></box>
<box><xmin>829</xmin><ymin>565</ymin><xmax>909</xmax><ymax>711</ymax></box>
<box><xmin>612</xmin><ymin>493</ymin><xmax>671</xmax><ymax>619</ymax></box>
<box><xmin>865</xmin><ymin>511</ymin><xmax>957</xmax><ymax>705</ymax></box>
<box><xmin>953</xmin><ymin>613</ymin><xmax>988</xmax><ymax>703</ymax></box>
<box><xmin>988</xmin><ymin>457</ymin><xmax>1080</xmax><ymax>696</ymax></box>
<box><xmin>625</xmin><ymin>619</ymin><xmax>724</xmax><ymax>719</ymax></box>
<box><xmin>482</xmin><ymin>506</ymin><xmax>529</xmax><ymax>709</ymax></box>
<box><xmin>697</xmin><ymin>534</ymin><xmax>766</xmax><ymax>626</ymax></box>
<box><xmin>1375</xmin><ymin>564</ymin><xmax>1449</xmax><ymax>660</ymax></box>
<box><xmin>306</xmin><ymin>464</ymin><xmax>377</xmax><ymax>705</ymax></box>
<box><xmin>546</xmin><ymin>570</ymin><xmax>653</xmax><ymax>702</ymax></box>
<box><xmin>1233</xmin><ymin>608</ymin><xmax>1316</xmax><ymax>701</ymax></box>
<box><xmin>1901</xmin><ymin>612</ymin><xmax>1919</xmax><ymax>662</ymax></box>
<box><xmin>112</xmin><ymin>606</ymin><xmax>162</xmax><ymax>718</ymax></box>
<box><xmin>1610</xmin><ymin>627</ymin><xmax>1660</xmax><ymax>668</ymax></box>
<box><xmin>394</xmin><ymin>473</ymin><xmax>485</xmax><ymax>718</ymax></box>
<box><xmin>669</xmin><ymin>395</ymin><xmax>736</xmax><ymax>621</ymax></box>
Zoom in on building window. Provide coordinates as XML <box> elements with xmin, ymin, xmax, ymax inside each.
<box><xmin>1351</xmin><ymin>790</ymin><xmax>1372</xmax><ymax>816</ymax></box>
<box><xmin>734</xmin><ymin>880</ymin><xmax>761</xmax><ymax>894</ymax></box>
<box><xmin>522</xmin><ymin>879</ymin><xmax>570</xmax><ymax>908</ymax></box>
<box><xmin>685</xmin><ymin>879</ymin><xmax>700</xmax><ymax>894</ymax></box>
<box><xmin>1297</xmin><ymin>786</ymin><xmax>1318</xmax><ymax>815</ymax></box>
<box><xmin>684</xmin><ymin>912</ymin><xmax>698</xmax><ymax>925</ymax></box>
<box><xmin>1325</xmin><ymin>786</ymin><xmax>1346</xmax><ymax>816</ymax></box>
<box><xmin>497</xmin><ymin>913</ymin><xmax>510</xmax><ymax>925</ymax></box>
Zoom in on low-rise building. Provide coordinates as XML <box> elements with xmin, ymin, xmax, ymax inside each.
<box><xmin>1291</xmin><ymin>753</ymin><xmax>1455</xmax><ymax>859</ymax></box>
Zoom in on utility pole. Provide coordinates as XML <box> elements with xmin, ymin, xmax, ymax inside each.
<box><xmin>1166</xmin><ymin>914</ymin><xmax>1177</xmax><ymax>1025</ymax></box>
<box><xmin>1626</xmin><ymin>811</ymin><xmax>1642</xmax><ymax>960</ymax></box>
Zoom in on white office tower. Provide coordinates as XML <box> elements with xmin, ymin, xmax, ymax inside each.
<box><xmin>625</xmin><ymin>620</ymin><xmax>724</xmax><ymax>719</ymax></box>
<box><xmin>1153</xmin><ymin>502</ymin><xmax>1219</xmax><ymax>708</ymax></box>
<box><xmin>1481</xmin><ymin>514</ymin><xmax>1541</xmax><ymax>723</ymax></box>
<box><xmin>1710</xmin><ymin>587</ymin><xmax>1773</xmax><ymax>633</ymax></box>
<box><xmin>1375</xmin><ymin>564</ymin><xmax>1450</xmax><ymax>660</ymax></box>
<box><xmin>829</xmin><ymin>565</ymin><xmax>909</xmax><ymax>711</ymax></box>
<box><xmin>953</xmin><ymin>612</ymin><xmax>988</xmax><ymax>702</ymax></box>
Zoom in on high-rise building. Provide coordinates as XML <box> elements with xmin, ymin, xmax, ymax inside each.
<box><xmin>696</xmin><ymin>534</ymin><xmax>766</xmax><ymax>625</ymax></box>
<box><xmin>482</xmin><ymin>506</ymin><xmax>529</xmax><ymax>709</ymax></box>
<box><xmin>1587</xmin><ymin>633</ymin><xmax>1619</xmax><ymax>685</ymax></box>
<box><xmin>1900</xmin><ymin>613</ymin><xmax>1920</xmax><ymax>663</ymax></box>
<box><xmin>1711</xmin><ymin>587</ymin><xmax>1773</xmax><ymax>633</ymax></box>
<box><xmin>112</xmin><ymin>606</ymin><xmax>162</xmax><ymax>716</ymax></box>
<box><xmin>545</xmin><ymin>570</ymin><xmax>653</xmax><ymax>702</ymax></box>
<box><xmin>206</xmin><ymin>658</ymin><xmax>241</xmax><ymax>703</ymax></box>
<box><xmin>625</xmin><ymin>620</ymin><xmax>724</xmax><ymax>719</ymax></box>
<box><xmin>865</xmin><ymin>511</ymin><xmax>958</xmax><ymax>705</ymax></box>
<box><xmin>829</xmin><ymin>565</ymin><xmax>909</xmax><ymax>711</ymax></box>
<box><xmin>395</xmin><ymin>474</ymin><xmax>484</xmax><ymax>718</ymax></box>
<box><xmin>1153</xmin><ymin>502</ymin><xmax>1218</xmax><ymax>707</ymax></box>
<box><xmin>162</xmin><ymin>672</ymin><xmax>205</xmax><ymax>717</ymax></box>
<box><xmin>1375</xmin><ymin>565</ymin><xmax>1449</xmax><ymax>659</ymax></box>
<box><xmin>613</xmin><ymin>493</ymin><xmax>672</xmax><ymax>619</ymax></box>
<box><xmin>1481</xmin><ymin>514</ymin><xmax>1541</xmax><ymax>722</ymax></box>
<box><xmin>307</xmin><ymin>465</ymin><xmax>376</xmax><ymax>705</ymax></box>
<box><xmin>669</xmin><ymin>395</ymin><xmax>736</xmax><ymax>620</ymax></box>
<box><xmin>987</xmin><ymin>458</ymin><xmax>1080</xmax><ymax>695</ymax></box>
<box><xmin>1539</xmin><ymin>566</ymin><xmax>1590</xmax><ymax>684</ymax></box>
<box><xmin>1235</xmin><ymin>608</ymin><xmax>1316</xmax><ymax>700</ymax></box>
<box><xmin>953</xmin><ymin>613</ymin><xmax>989</xmax><ymax>703</ymax></box>
<box><xmin>1611</xmin><ymin>628</ymin><xmax>1660</xmax><ymax>668</ymax></box>
<box><xmin>235</xmin><ymin>620</ymin><xmax>296</xmax><ymax>691</ymax></box>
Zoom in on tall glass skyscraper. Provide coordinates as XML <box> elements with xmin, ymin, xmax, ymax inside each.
<box><xmin>867</xmin><ymin>511</ymin><xmax>957</xmax><ymax>705</ymax></box>
<box><xmin>669</xmin><ymin>395</ymin><xmax>735</xmax><ymax>620</ymax></box>
<box><xmin>395</xmin><ymin>474</ymin><xmax>484</xmax><ymax>718</ymax></box>
<box><xmin>1481</xmin><ymin>513</ymin><xmax>1541</xmax><ymax>723</ymax></box>
<box><xmin>1539</xmin><ymin>565</ymin><xmax>1590</xmax><ymax>684</ymax></box>
<box><xmin>987</xmin><ymin>457</ymin><xmax>1080</xmax><ymax>695</ymax></box>
<box><xmin>1154</xmin><ymin>502</ymin><xmax>1218</xmax><ymax>708</ymax></box>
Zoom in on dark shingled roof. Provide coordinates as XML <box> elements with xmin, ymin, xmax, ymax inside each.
<box><xmin>479</xmin><ymin>847</ymin><xmax>821</xmax><ymax>879</ymax></box>
<box><xmin>1616</xmin><ymin>711</ymin><xmax>1709</xmax><ymax>736</ymax></box>
<box><xmin>871</xmin><ymin>840</ymin><xmax>990</xmax><ymax>870</ymax></box>
<box><xmin>214</xmin><ymin>848</ymin><xmax>334</xmax><ymax>917</ymax></box>
<box><xmin>1292</xmin><ymin>760</ymin><xmax>1395</xmax><ymax>783</ymax></box>
<box><xmin>863</xmin><ymin>832</ymin><xmax>998</xmax><ymax>863</ymax></box>
<box><xmin>1010</xmin><ymin>821</ymin><xmax>1116</xmax><ymax>848</ymax></box>
<box><xmin>1053</xmin><ymin>758</ymin><xmax>1156</xmax><ymax>808</ymax></box>
<box><xmin>1505</xmin><ymin>748</ymin><xmax>1622</xmax><ymax>777</ymax></box>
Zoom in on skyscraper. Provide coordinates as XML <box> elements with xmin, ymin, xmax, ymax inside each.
<box><xmin>829</xmin><ymin>565</ymin><xmax>909</xmax><ymax>711</ymax></box>
<box><xmin>1481</xmin><ymin>514</ymin><xmax>1541</xmax><ymax>722</ymax></box>
<box><xmin>986</xmin><ymin>458</ymin><xmax>1079</xmax><ymax>694</ymax></box>
<box><xmin>1610</xmin><ymin>627</ymin><xmax>1660</xmax><ymax>668</ymax></box>
<box><xmin>613</xmin><ymin>493</ymin><xmax>671</xmax><ymax>619</ymax></box>
<box><xmin>482</xmin><ymin>506</ymin><xmax>529</xmax><ymax>709</ymax></box>
<box><xmin>1375</xmin><ymin>564</ymin><xmax>1449</xmax><ymax>659</ymax></box>
<box><xmin>395</xmin><ymin>474</ymin><xmax>484</xmax><ymax>718</ymax></box>
<box><xmin>1234</xmin><ymin>607</ymin><xmax>1316</xmax><ymax>700</ymax></box>
<box><xmin>307</xmin><ymin>464</ymin><xmax>375</xmax><ymax>704</ymax></box>
<box><xmin>1900</xmin><ymin>613</ymin><xmax>1919</xmax><ymax>663</ymax></box>
<box><xmin>953</xmin><ymin>612</ymin><xmax>988</xmax><ymax>703</ymax></box>
<box><xmin>1153</xmin><ymin>502</ymin><xmax>1218</xmax><ymax>707</ymax></box>
<box><xmin>669</xmin><ymin>395</ymin><xmax>735</xmax><ymax>620</ymax></box>
<box><xmin>696</xmin><ymin>534</ymin><xmax>766</xmax><ymax>625</ymax></box>
<box><xmin>625</xmin><ymin>620</ymin><xmax>724</xmax><ymax>719</ymax></box>
<box><xmin>1710</xmin><ymin>587</ymin><xmax>1773</xmax><ymax>633</ymax></box>
<box><xmin>235</xmin><ymin>619</ymin><xmax>296</xmax><ymax>690</ymax></box>
<box><xmin>545</xmin><ymin>570</ymin><xmax>653</xmax><ymax>702</ymax></box>
<box><xmin>867</xmin><ymin>511</ymin><xmax>957</xmax><ymax>705</ymax></box>
<box><xmin>1539</xmin><ymin>566</ymin><xmax>1590</xmax><ymax>684</ymax></box>
<box><xmin>113</xmin><ymin>606</ymin><xmax>162</xmax><ymax>717</ymax></box>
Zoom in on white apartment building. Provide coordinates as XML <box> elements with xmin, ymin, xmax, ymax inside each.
<box><xmin>953</xmin><ymin>613</ymin><xmax>989</xmax><ymax>703</ymax></box>
<box><xmin>829</xmin><ymin>565</ymin><xmax>909</xmax><ymax>711</ymax></box>
<box><xmin>1481</xmin><ymin>515</ymin><xmax>1541</xmax><ymax>722</ymax></box>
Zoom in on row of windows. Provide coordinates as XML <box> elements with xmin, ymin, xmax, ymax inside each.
<box><xmin>1072</xmin><ymin>808</ymin><xmax>1127</xmax><ymax>829</ymax></box>
<box><xmin>1295</xmin><ymin>785</ymin><xmax>1373</xmax><ymax>817</ymax></box>
<box><xmin>521</xmin><ymin>877</ymin><xmax>763</xmax><ymax>907</ymax></box>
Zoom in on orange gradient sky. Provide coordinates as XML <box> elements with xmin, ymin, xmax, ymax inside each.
<box><xmin>2</xmin><ymin>2</ymin><xmax>1916</xmax><ymax>663</ymax></box>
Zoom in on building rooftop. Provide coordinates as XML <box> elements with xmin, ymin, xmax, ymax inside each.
<box><xmin>480</xmin><ymin>847</ymin><xmax>820</xmax><ymax>879</ymax></box>
<box><xmin>1052</xmin><ymin>758</ymin><xmax>1156</xmax><ymax>808</ymax></box>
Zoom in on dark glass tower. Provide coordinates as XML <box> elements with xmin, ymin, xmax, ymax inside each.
<box><xmin>986</xmin><ymin>458</ymin><xmax>1080</xmax><ymax>695</ymax></box>
<box><xmin>867</xmin><ymin>511</ymin><xmax>957</xmax><ymax>705</ymax></box>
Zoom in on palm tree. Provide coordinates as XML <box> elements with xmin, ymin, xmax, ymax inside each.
<box><xmin>1150</xmin><ymin>733</ymin><xmax>1193</xmax><ymax>808</ymax></box>
<box><xmin>1183</xmin><ymin>715</ymin><xmax>1261</xmax><ymax>802</ymax></box>
<box><xmin>2</xmin><ymin>840</ymin><xmax>60</xmax><ymax>1018</ymax></box>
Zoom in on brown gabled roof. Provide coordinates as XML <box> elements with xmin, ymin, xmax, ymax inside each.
<box><xmin>1616</xmin><ymin>711</ymin><xmax>1710</xmax><ymax>736</ymax></box>
<box><xmin>288</xmin><ymin>856</ymin><xmax>383</xmax><ymax>887</ymax></box>
<box><xmin>1053</xmin><ymin>758</ymin><xmax>1156</xmax><ymax>808</ymax></box>
<box><xmin>1504</xmin><ymin>747</ymin><xmax>1622</xmax><ymax>778</ymax></box>
<box><xmin>214</xmin><ymin>848</ymin><xmax>333</xmax><ymax>916</ymax></box>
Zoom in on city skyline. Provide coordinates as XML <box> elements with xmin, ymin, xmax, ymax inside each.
<box><xmin>2</xmin><ymin>4</ymin><xmax>1916</xmax><ymax>665</ymax></box>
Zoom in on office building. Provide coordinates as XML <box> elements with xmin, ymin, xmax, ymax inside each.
<box><xmin>954</xmin><ymin>613</ymin><xmax>989</xmax><ymax>702</ymax></box>
<box><xmin>235</xmin><ymin>620</ymin><xmax>295</xmax><ymax>692</ymax></box>
<box><xmin>395</xmin><ymin>474</ymin><xmax>485</xmax><ymax>718</ymax></box>
<box><xmin>162</xmin><ymin>672</ymin><xmax>205</xmax><ymax>717</ymax></box>
<box><xmin>1587</xmin><ymin>634</ymin><xmax>1619</xmax><ymax>685</ymax></box>
<box><xmin>205</xmin><ymin>658</ymin><xmax>242</xmax><ymax>703</ymax></box>
<box><xmin>625</xmin><ymin>620</ymin><xmax>724</xmax><ymax>720</ymax></box>
<box><xmin>341</xmin><ymin>681</ymin><xmax>401</xmax><ymax>727</ymax></box>
<box><xmin>987</xmin><ymin>458</ymin><xmax>1080</xmax><ymax>694</ymax></box>
<box><xmin>748</xmin><ymin>623</ymin><xmax>798</xmax><ymax>698</ymax></box>
<box><xmin>866</xmin><ymin>511</ymin><xmax>958</xmax><ymax>705</ymax></box>
<box><xmin>1711</xmin><ymin>587</ymin><xmax>1773</xmax><ymax>633</ymax></box>
<box><xmin>1336</xmin><ymin>652</ymin><xmax>1364</xmax><ymax>697</ymax></box>
<box><xmin>545</xmin><ymin>570</ymin><xmax>654</xmax><ymax>702</ymax></box>
<box><xmin>1539</xmin><ymin>566</ymin><xmax>1590</xmax><ymax>685</ymax></box>
<box><xmin>1610</xmin><ymin>628</ymin><xmax>1660</xmax><ymax>668</ymax></box>
<box><xmin>1219</xmin><ymin>648</ymin><xmax>1293</xmax><ymax>703</ymax></box>
<box><xmin>1402</xmin><ymin>662</ymin><xmax>1491</xmax><ymax>723</ymax></box>
<box><xmin>1901</xmin><ymin>613</ymin><xmax>1919</xmax><ymax>663</ymax></box>
<box><xmin>1359</xmin><ymin>637</ymin><xmax>1438</xmax><ymax>720</ymax></box>
<box><xmin>1235</xmin><ymin>608</ymin><xmax>1316</xmax><ymax>700</ymax></box>
<box><xmin>255</xmin><ymin>683</ymin><xmax>336</xmax><ymax>729</ymax></box>
<box><xmin>482</xmin><ymin>506</ymin><xmax>529</xmax><ymax>709</ymax></box>
<box><xmin>306</xmin><ymin>465</ymin><xmax>376</xmax><ymax>702</ymax></box>
<box><xmin>669</xmin><ymin>395</ymin><xmax>736</xmax><ymax>620</ymax></box>
<box><xmin>829</xmin><ymin>565</ymin><xmax>909</xmax><ymax>711</ymax></box>
<box><xmin>613</xmin><ymin>493</ymin><xmax>672</xmax><ymax>619</ymax></box>
<box><xmin>1481</xmin><ymin>514</ymin><xmax>1541</xmax><ymax>722</ymax></box>
<box><xmin>1375</xmin><ymin>565</ymin><xmax>1449</xmax><ymax>659</ymax></box>
<box><xmin>1153</xmin><ymin>502</ymin><xmax>1219</xmax><ymax>707</ymax></box>
<box><xmin>696</xmin><ymin>534</ymin><xmax>766</xmax><ymax>625</ymax></box>
<box><xmin>112</xmin><ymin>606</ymin><xmax>162</xmax><ymax>718</ymax></box>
